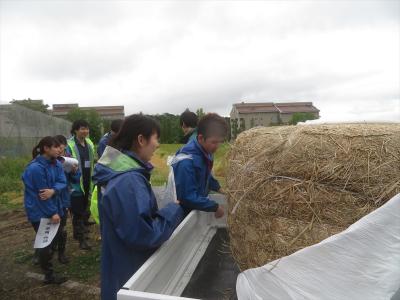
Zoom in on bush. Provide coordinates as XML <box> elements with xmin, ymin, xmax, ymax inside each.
<box><xmin>0</xmin><ymin>157</ymin><xmax>29</xmax><ymax>194</ymax></box>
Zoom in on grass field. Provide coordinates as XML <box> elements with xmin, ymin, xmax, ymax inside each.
<box><xmin>150</xmin><ymin>143</ymin><xmax>230</xmax><ymax>187</ymax></box>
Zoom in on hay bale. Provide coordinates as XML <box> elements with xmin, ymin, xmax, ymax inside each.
<box><xmin>226</xmin><ymin>124</ymin><xmax>400</xmax><ymax>270</ymax></box>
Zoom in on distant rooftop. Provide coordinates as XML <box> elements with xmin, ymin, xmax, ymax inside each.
<box><xmin>233</xmin><ymin>101</ymin><xmax>319</xmax><ymax>114</ymax></box>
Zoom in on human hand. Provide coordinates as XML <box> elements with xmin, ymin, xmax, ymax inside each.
<box><xmin>72</xmin><ymin>165</ymin><xmax>78</xmax><ymax>173</ymax></box>
<box><xmin>214</xmin><ymin>205</ymin><xmax>224</xmax><ymax>219</ymax></box>
<box><xmin>39</xmin><ymin>189</ymin><xmax>55</xmax><ymax>200</ymax></box>
<box><xmin>51</xmin><ymin>214</ymin><xmax>61</xmax><ymax>224</ymax></box>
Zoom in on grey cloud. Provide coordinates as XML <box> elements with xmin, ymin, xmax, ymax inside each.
<box><xmin>23</xmin><ymin>45</ymin><xmax>136</xmax><ymax>81</ymax></box>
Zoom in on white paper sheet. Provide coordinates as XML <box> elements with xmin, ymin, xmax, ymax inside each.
<box><xmin>33</xmin><ymin>218</ymin><xmax>60</xmax><ymax>249</ymax></box>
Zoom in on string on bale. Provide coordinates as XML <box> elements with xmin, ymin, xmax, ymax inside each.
<box><xmin>226</xmin><ymin>124</ymin><xmax>400</xmax><ymax>271</ymax></box>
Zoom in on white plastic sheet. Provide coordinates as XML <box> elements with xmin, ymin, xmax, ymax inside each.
<box><xmin>158</xmin><ymin>154</ymin><xmax>192</xmax><ymax>208</ymax></box>
<box><xmin>237</xmin><ymin>194</ymin><xmax>400</xmax><ymax>300</ymax></box>
<box><xmin>60</xmin><ymin>156</ymin><xmax>78</xmax><ymax>173</ymax></box>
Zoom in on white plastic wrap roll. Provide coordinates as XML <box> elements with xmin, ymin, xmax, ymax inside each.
<box><xmin>236</xmin><ymin>194</ymin><xmax>400</xmax><ymax>300</ymax></box>
<box><xmin>60</xmin><ymin>156</ymin><xmax>79</xmax><ymax>173</ymax></box>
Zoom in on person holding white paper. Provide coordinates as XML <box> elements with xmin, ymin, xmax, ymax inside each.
<box><xmin>22</xmin><ymin>136</ymin><xmax>68</xmax><ymax>284</ymax></box>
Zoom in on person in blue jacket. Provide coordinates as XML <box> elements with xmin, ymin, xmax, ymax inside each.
<box><xmin>53</xmin><ymin>135</ymin><xmax>81</xmax><ymax>264</ymax></box>
<box><xmin>22</xmin><ymin>136</ymin><xmax>67</xmax><ymax>284</ymax></box>
<box><xmin>92</xmin><ymin>114</ymin><xmax>185</xmax><ymax>300</ymax></box>
<box><xmin>97</xmin><ymin>119</ymin><xmax>123</xmax><ymax>158</ymax></box>
<box><xmin>173</xmin><ymin>113</ymin><xmax>228</xmax><ymax>217</ymax></box>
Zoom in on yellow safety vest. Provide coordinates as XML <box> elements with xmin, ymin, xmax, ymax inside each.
<box><xmin>67</xmin><ymin>137</ymin><xmax>95</xmax><ymax>196</ymax></box>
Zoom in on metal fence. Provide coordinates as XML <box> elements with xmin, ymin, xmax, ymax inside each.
<box><xmin>0</xmin><ymin>104</ymin><xmax>72</xmax><ymax>157</ymax></box>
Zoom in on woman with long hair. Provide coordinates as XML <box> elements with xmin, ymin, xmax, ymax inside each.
<box><xmin>22</xmin><ymin>136</ymin><xmax>67</xmax><ymax>284</ymax></box>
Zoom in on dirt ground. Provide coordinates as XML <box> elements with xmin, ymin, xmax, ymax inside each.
<box><xmin>0</xmin><ymin>207</ymin><xmax>101</xmax><ymax>300</ymax></box>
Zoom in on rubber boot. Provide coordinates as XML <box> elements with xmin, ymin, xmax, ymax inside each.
<box><xmin>58</xmin><ymin>231</ymin><xmax>70</xmax><ymax>264</ymax></box>
<box><xmin>32</xmin><ymin>249</ymin><xmax>39</xmax><ymax>265</ymax></box>
<box><xmin>44</xmin><ymin>272</ymin><xmax>68</xmax><ymax>285</ymax></box>
<box><xmin>79</xmin><ymin>238</ymin><xmax>92</xmax><ymax>251</ymax></box>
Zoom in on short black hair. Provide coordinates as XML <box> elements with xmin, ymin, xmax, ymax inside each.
<box><xmin>71</xmin><ymin>119</ymin><xmax>89</xmax><ymax>135</ymax></box>
<box><xmin>197</xmin><ymin>113</ymin><xmax>228</xmax><ymax>140</ymax></box>
<box><xmin>110</xmin><ymin>119</ymin><xmax>123</xmax><ymax>133</ymax></box>
<box><xmin>109</xmin><ymin>114</ymin><xmax>160</xmax><ymax>151</ymax></box>
<box><xmin>180</xmin><ymin>110</ymin><xmax>198</xmax><ymax>128</ymax></box>
<box><xmin>54</xmin><ymin>135</ymin><xmax>67</xmax><ymax>145</ymax></box>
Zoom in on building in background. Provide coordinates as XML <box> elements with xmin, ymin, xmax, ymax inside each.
<box><xmin>230</xmin><ymin>101</ymin><xmax>319</xmax><ymax>138</ymax></box>
<box><xmin>51</xmin><ymin>103</ymin><xmax>125</xmax><ymax>120</ymax></box>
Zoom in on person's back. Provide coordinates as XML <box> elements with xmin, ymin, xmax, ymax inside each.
<box><xmin>97</xmin><ymin>118</ymin><xmax>123</xmax><ymax>157</ymax></box>
<box><xmin>180</xmin><ymin>110</ymin><xmax>198</xmax><ymax>144</ymax></box>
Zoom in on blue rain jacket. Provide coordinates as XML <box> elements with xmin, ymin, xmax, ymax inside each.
<box><xmin>172</xmin><ymin>139</ymin><xmax>221</xmax><ymax>212</ymax></box>
<box><xmin>92</xmin><ymin>146</ymin><xmax>185</xmax><ymax>300</ymax></box>
<box><xmin>22</xmin><ymin>155</ymin><xmax>67</xmax><ymax>222</ymax></box>
<box><xmin>97</xmin><ymin>132</ymin><xmax>111</xmax><ymax>158</ymax></box>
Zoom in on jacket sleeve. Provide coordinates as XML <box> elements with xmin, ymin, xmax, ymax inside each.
<box><xmin>69</xmin><ymin>169</ymin><xmax>81</xmax><ymax>184</ymax></box>
<box><xmin>173</xmin><ymin>160</ymin><xmax>219</xmax><ymax>212</ymax></box>
<box><xmin>24</xmin><ymin>165</ymin><xmax>58</xmax><ymax>216</ymax></box>
<box><xmin>209</xmin><ymin>174</ymin><xmax>221</xmax><ymax>192</ymax></box>
<box><xmin>65</xmin><ymin>145</ymin><xmax>73</xmax><ymax>157</ymax></box>
<box><xmin>97</xmin><ymin>138</ymin><xmax>106</xmax><ymax>158</ymax></box>
<box><xmin>53</xmin><ymin>164</ymin><xmax>67</xmax><ymax>195</ymax></box>
<box><xmin>103</xmin><ymin>174</ymin><xmax>184</xmax><ymax>250</ymax></box>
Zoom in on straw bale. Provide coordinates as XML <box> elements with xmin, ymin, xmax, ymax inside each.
<box><xmin>226</xmin><ymin>124</ymin><xmax>400</xmax><ymax>270</ymax></box>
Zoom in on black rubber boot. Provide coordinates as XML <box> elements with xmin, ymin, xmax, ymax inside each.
<box><xmin>57</xmin><ymin>231</ymin><xmax>69</xmax><ymax>264</ymax></box>
<box><xmin>79</xmin><ymin>239</ymin><xmax>92</xmax><ymax>250</ymax></box>
<box><xmin>58</xmin><ymin>252</ymin><xmax>70</xmax><ymax>264</ymax></box>
<box><xmin>32</xmin><ymin>249</ymin><xmax>39</xmax><ymax>265</ymax></box>
<box><xmin>44</xmin><ymin>272</ymin><xmax>68</xmax><ymax>285</ymax></box>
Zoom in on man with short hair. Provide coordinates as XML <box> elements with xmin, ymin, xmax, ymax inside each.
<box><xmin>180</xmin><ymin>110</ymin><xmax>198</xmax><ymax>144</ymax></box>
<box><xmin>97</xmin><ymin>119</ymin><xmax>123</xmax><ymax>157</ymax></box>
<box><xmin>66</xmin><ymin>120</ymin><xmax>95</xmax><ymax>250</ymax></box>
<box><xmin>173</xmin><ymin>113</ymin><xmax>227</xmax><ymax>218</ymax></box>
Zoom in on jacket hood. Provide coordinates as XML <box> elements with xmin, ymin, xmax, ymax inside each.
<box><xmin>92</xmin><ymin>146</ymin><xmax>149</xmax><ymax>185</ymax></box>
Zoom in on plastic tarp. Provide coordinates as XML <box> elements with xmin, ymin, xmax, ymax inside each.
<box><xmin>237</xmin><ymin>194</ymin><xmax>400</xmax><ymax>300</ymax></box>
<box><xmin>158</xmin><ymin>154</ymin><xmax>192</xmax><ymax>208</ymax></box>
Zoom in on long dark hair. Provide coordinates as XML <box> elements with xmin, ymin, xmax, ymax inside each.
<box><xmin>109</xmin><ymin>114</ymin><xmax>160</xmax><ymax>151</ymax></box>
<box><xmin>32</xmin><ymin>136</ymin><xmax>60</xmax><ymax>159</ymax></box>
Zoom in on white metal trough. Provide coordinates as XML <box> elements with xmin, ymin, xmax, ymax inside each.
<box><xmin>117</xmin><ymin>194</ymin><xmax>229</xmax><ymax>300</ymax></box>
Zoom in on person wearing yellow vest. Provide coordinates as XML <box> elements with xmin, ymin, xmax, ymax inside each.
<box><xmin>66</xmin><ymin>120</ymin><xmax>96</xmax><ymax>250</ymax></box>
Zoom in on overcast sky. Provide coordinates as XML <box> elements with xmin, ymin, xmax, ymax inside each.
<box><xmin>0</xmin><ymin>0</ymin><xmax>399</xmax><ymax>120</ymax></box>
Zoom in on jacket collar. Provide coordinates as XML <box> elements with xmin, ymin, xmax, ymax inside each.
<box><xmin>193</xmin><ymin>139</ymin><xmax>213</xmax><ymax>163</ymax></box>
<box><xmin>35</xmin><ymin>155</ymin><xmax>57</xmax><ymax>166</ymax></box>
<box><xmin>122</xmin><ymin>150</ymin><xmax>154</xmax><ymax>173</ymax></box>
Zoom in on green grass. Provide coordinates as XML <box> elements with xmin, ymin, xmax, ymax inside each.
<box><xmin>150</xmin><ymin>143</ymin><xmax>230</xmax><ymax>187</ymax></box>
<box><xmin>0</xmin><ymin>157</ymin><xmax>28</xmax><ymax>210</ymax></box>
<box><xmin>61</xmin><ymin>248</ymin><xmax>100</xmax><ymax>281</ymax></box>
<box><xmin>0</xmin><ymin>157</ymin><xmax>28</xmax><ymax>195</ymax></box>
<box><xmin>14</xmin><ymin>249</ymin><xmax>34</xmax><ymax>264</ymax></box>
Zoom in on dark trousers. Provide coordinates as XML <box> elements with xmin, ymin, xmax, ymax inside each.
<box><xmin>32</xmin><ymin>221</ymin><xmax>60</xmax><ymax>276</ymax></box>
<box><xmin>70</xmin><ymin>194</ymin><xmax>90</xmax><ymax>241</ymax></box>
<box><xmin>52</xmin><ymin>208</ymin><xmax>68</xmax><ymax>254</ymax></box>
